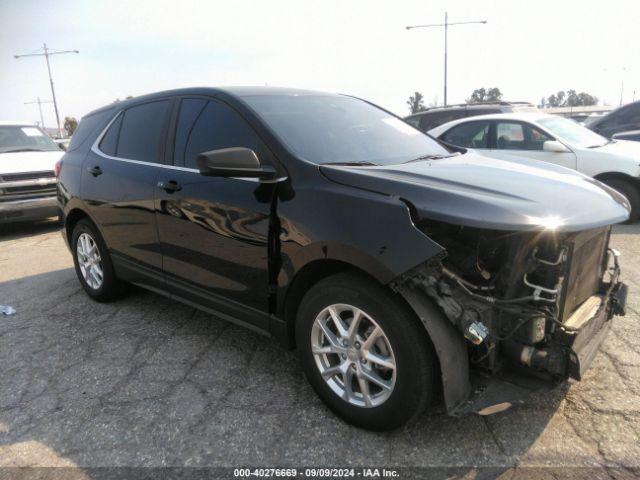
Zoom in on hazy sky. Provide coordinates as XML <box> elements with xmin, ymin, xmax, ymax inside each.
<box><xmin>1</xmin><ymin>0</ymin><xmax>639</xmax><ymax>128</ymax></box>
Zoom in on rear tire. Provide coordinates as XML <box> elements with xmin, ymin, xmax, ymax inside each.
<box><xmin>71</xmin><ymin>219</ymin><xmax>125</xmax><ymax>302</ymax></box>
<box><xmin>296</xmin><ymin>271</ymin><xmax>439</xmax><ymax>431</ymax></box>
<box><xmin>602</xmin><ymin>178</ymin><xmax>640</xmax><ymax>223</ymax></box>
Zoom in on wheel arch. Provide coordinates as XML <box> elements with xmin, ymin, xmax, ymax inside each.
<box><xmin>594</xmin><ymin>171</ymin><xmax>640</xmax><ymax>186</ymax></box>
<box><xmin>63</xmin><ymin>206</ymin><xmax>104</xmax><ymax>251</ymax></box>
<box><xmin>280</xmin><ymin>258</ymin><xmax>380</xmax><ymax>349</ymax></box>
<box><xmin>279</xmin><ymin>257</ymin><xmax>469</xmax><ymax>414</ymax></box>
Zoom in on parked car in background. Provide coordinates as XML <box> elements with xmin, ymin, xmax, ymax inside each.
<box><xmin>404</xmin><ymin>101</ymin><xmax>537</xmax><ymax>133</ymax></box>
<box><xmin>58</xmin><ymin>87</ymin><xmax>628</xmax><ymax>430</ymax></box>
<box><xmin>588</xmin><ymin>100</ymin><xmax>640</xmax><ymax>139</ymax></box>
<box><xmin>429</xmin><ymin>112</ymin><xmax>640</xmax><ymax>221</ymax></box>
<box><xmin>612</xmin><ymin>130</ymin><xmax>640</xmax><ymax>142</ymax></box>
<box><xmin>54</xmin><ymin>138</ymin><xmax>71</xmax><ymax>151</ymax></box>
<box><xmin>0</xmin><ymin>121</ymin><xmax>62</xmax><ymax>223</ymax></box>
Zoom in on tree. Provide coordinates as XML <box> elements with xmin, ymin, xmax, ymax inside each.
<box><xmin>577</xmin><ymin>92</ymin><xmax>598</xmax><ymax>106</ymax></box>
<box><xmin>546</xmin><ymin>90</ymin><xmax>597</xmax><ymax>107</ymax></box>
<box><xmin>467</xmin><ymin>87</ymin><xmax>503</xmax><ymax>104</ymax></box>
<box><xmin>407</xmin><ymin>91</ymin><xmax>427</xmax><ymax>114</ymax></box>
<box><xmin>64</xmin><ymin>116</ymin><xmax>78</xmax><ymax>136</ymax></box>
<box><xmin>112</xmin><ymin>95</ymin><xmax>134</xmax><ymax>104</ymax></box>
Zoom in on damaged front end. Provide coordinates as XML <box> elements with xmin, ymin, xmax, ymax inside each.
<box><xmin>392</xmin><ymin>221</ymin><xmax>628</xmax><ymax>416</ymax></box>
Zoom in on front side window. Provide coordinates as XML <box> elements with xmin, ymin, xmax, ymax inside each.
<box><xmin>527</xmin><ymin>125</ymin><xmax>553</xmax><ymax>150</ymax></box>
<box><xmin>495</xmin><ymin>121</ymin><xmax>554</xmax><ymax>151</ymax></box>
<box><xmin>110</xmin><ymin>100</ymin><xmax>170</xmax><ymax>162</ymax></box>
<box><xmin>496</xmin><ymin>122</ymin><xmax>526</xmax><ymax>149</ymax></box>
<box><xmin>244</xmin><ymin>95</ymin><xmax>449</xmax><ymax>165</ymax></box>
<box><xmin>0</xmin><ymin>125</ymin><xmax>59</xmax><ymax>154</ymax></box>
<box><xmin>173</xmin><ymin>98</ymin><xmax>264</xmax><ymax>169</ymax></box>
<box><xmin>441</xmin><ymin>121</ymin><xmax>490</xmax><ymax>148</ymax></box>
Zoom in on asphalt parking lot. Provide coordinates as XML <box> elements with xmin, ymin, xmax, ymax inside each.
<box><xmin>1</xmin><ymin>220</ymin><xmax>639</xmax><ymax>477</ymax></box>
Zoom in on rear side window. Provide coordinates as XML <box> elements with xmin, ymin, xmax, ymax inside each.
<box><xmin>173</xmin><ymin>98</ymin><xmax>264</xmax><ymax>168</ymax></box>
<box><xmin>441</xmin><ymin>121</ymin><xmax>490</xmax><ymax>148</ymax></box>
<box><xmin>419</xmin><ymin>110</ymin><xmax>465</xmax><ymax>131</ymax></box>
<box><xmin>115</xmin><ymin>101</ymin><xmax>170</xmax><ymax>162</ymax></box>
<box><xmin>67</xmin><ymin>109</ymin><xmax>112</xmax><ymax>152</ymax></box>
<box><xmin>466</xmin><ymin>108</ymin><xmax>501</xmax><ymax>117</ymax></box>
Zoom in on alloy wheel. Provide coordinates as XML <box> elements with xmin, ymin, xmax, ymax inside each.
<box><xmin>310</xmin><ymin>303</ymin><xmax>396</xmax><ymax>408</ymax></box>
<box><xmin>76</xmin><ymin>232</ymin><xmax>103</xmax><ymax>290</ymax></box>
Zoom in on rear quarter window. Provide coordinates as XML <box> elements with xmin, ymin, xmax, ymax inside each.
<box><xmin>67</xmin><ymin>109</ymin><xmax>113</xmax><ymax>152</ymax></box>
<box><xmin>404</xmin><ymin>116</ymin><xmax>421</xmax><ymax>127</ymax></box>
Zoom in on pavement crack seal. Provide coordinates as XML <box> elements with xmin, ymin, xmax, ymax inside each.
<box><xmin>482</xmin><ymin>416</ymin><xmax>516</xmax><ymax>467</ymax></box>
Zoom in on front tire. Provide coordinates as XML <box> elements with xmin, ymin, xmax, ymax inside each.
<box><xmin>296</xmin><ymin>271</ymin><xmax>439</xmax><ymax>431</ymax></box>
<box><xmin>71</xmin><ymin>219</ymin><xmax>125</xmax><ymax>302</ymax></box>
<box><xmin>602</xmin><ymin>178</ymin><xmax>640</xmax><ymax>223</ymax></box>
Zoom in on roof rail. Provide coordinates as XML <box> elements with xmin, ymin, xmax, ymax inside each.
<box><xmin>419</xmin><ymin>101</ymin><xmax>535</xmax><ymax>111</ymax></box>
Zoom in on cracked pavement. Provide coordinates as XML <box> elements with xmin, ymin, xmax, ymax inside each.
<box><xmin>0</xmin><ymin>220</ymin><xmax>639</xmax><ymax>475</ymax></box>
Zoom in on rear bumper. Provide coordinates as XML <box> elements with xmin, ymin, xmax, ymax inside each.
<box><xmin>0</xmin><ymin>196</ymin><xmax>59</xmax><ymax>223</ymax></box>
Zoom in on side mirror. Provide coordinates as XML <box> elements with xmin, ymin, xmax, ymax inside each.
<box><xmin>543</xmin><ymin>140</ymin><xmax>570</xmax><ymax>153</ymax></box>
<box><xmin>196</xmin><ymin>147</ymin><xmax>276</xmax><ymax>179</ymax></box>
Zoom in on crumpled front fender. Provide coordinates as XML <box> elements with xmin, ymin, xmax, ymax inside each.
<box><xmin>394</xmin><ymin>283</ymin><xmax>471</xmax><ymax>415</ymax></box>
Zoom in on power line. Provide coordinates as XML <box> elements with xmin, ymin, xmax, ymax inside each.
<box><xmin>14</xmin><ymin>43</ymin><xmax>79</xmax><ymax>138</ymax></box>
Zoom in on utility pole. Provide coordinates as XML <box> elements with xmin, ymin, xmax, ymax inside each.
<box><xmin>406</xmin><ymin>13</ymin><xmax>487</xmax><ymax>106</ymax></box>
<box><xmin>14</xmin><ymin>43</ymin><xmax>79</xmax><ymax>138</ymax></box>
<box><xmin>24</xmin><ymin>97</ymin><xmax>54</xmax><ymax>130</ymax></box>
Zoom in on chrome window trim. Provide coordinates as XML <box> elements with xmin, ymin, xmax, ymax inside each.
<box><xmin>89</xmin><ymin>108</ymin><xmax>287</xmax><ymax>182</ymax></box>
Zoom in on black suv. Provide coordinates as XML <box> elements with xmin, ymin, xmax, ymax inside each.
<box><xmin>405</xmin><ymin>101</ymin><xmax>537</xmax><ymax>133</ymax></box>
<box><xmin>588</xmin><ymin>100</ymin><xmax>640</xmax><ymax>139</ymax></box>
<box><xmin>58</xmin><ymin>87</ymin><xmax>629</xmax><ymax>430</ymax></box>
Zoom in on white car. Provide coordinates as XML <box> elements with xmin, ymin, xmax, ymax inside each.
<box><xmin>0</xmin><ymin>121</ymin><xmax>63</xmax><ymax>223</ymax></box>
<box><xmin>429</xmin><ymin>112</ymin><xmax>640</xmax><ymax>220</ymax></box>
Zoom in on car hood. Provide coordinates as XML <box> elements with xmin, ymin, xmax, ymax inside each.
<box><xmin>588</xmin><ymin>139</ymin><xmax>640</xmax><ymax>158</ymax></box>
<box><xmin>0</xmin><ymin>150</ymin><xmax>63</xmax><ymax>175</ymax></box>
<box><xmin>319</xmin><ymin>152</ymin><xmax>630</xmax><ymax>231</ymax></box>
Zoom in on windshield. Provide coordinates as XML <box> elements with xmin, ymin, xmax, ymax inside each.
<box><xmin>537</xmin><ymin>116</ymin><xmax>608</xmax><ymax>148</ymax></box>
<box><xmin>0</xmin><ymin>125</ymin><xmax>60</xmax><ymax>154</ymax></box>
<box><xmin>243</xmin><ymin>95</ymin><xmax>449</xmax><ymax>165</ymax></box>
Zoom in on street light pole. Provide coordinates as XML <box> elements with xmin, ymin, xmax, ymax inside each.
<box><xmin>24</xmin><ymin>97</ymin><xmax>54</xmax><ymax>130</ymax></box>
<box><xmin>406</xmin><ymin>12</ymin><xmax>487</xmax><ymax>106</ymax></box>
<box><xmin>14</xmin><ymin>43</ymin><xmax>79</xmax><ymax>138</ymax></box>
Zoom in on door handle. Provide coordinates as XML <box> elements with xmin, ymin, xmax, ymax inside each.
<box><xmin>87</xmin><ymin>165</ymin><xmax>103</xmax><ymax>177</ymax></box>
<box><xmin>157</xmin><ymin>180</ymin><xmax>182</xmax><ymax>193</ymax></box>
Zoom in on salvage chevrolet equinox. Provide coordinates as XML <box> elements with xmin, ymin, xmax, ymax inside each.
<box><xmin>58</xmin><ymin>87</ymin><xmax>629</xmax><ymax>431</ymax></box>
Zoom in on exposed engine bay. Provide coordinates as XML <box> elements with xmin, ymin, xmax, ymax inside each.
<box><xmin>393</xmin><ymin>220</ymin><xmax>628</xmax><ymax>413</ymax></box>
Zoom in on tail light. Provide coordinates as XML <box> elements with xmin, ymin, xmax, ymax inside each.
<box><xmin>54</xmin><ymin>159</ymin><xmax>62</xmax><ymax>178</ymax></box>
